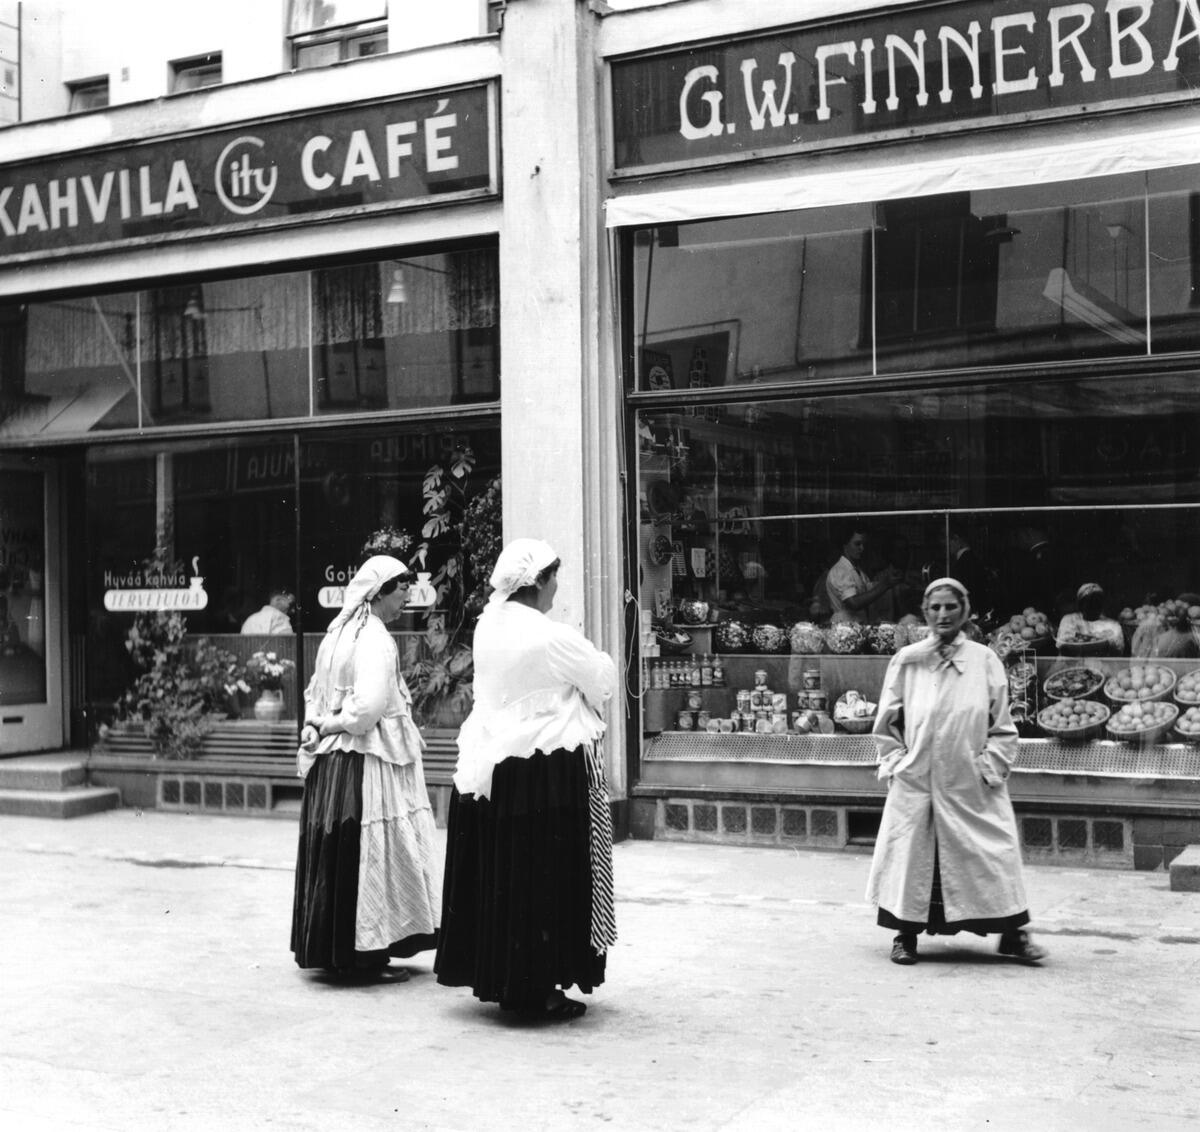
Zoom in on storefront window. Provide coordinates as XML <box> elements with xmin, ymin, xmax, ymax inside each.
<box><xmin>85</xmin><ymin>420</ymin><xmax>501</xmax><ymax>746</ymax></box>
<box><xmin>635</xmin><ymin>377</ymin><xmax>1200</xmax><ymax>751</ymax></box>
<box><xmin>0</xmin><ymin>468</ymin><xmax>47</xmax><ymax>706</ymax></box>
<box><xmin>628</xmin><ymin>170</ymin><xmax>1200</xmax><ymax>386</ymax></box>
<box><xmin>0</xmin><ymin>245</ymin><xmax>498</xmax><ymax>439</ymax></box>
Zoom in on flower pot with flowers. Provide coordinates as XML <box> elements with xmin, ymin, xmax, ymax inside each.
<box><xmin>245</xmin><ymin>649</ymin><xmax>297</xmax><ymax>722</ymax></box>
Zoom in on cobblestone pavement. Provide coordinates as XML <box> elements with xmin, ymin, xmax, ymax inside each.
<box><xmin>2</xmin><ymin>809</ymin><xmax>1199</xmax><ymax>1131</ymax></box>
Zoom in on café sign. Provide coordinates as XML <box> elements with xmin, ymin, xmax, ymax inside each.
<box><xmin>0</xmin><ymin>82</ymin><xmax>496</xmax><ymax>263</ymax></box>
<box><xmin>611</xmin><ymin>0</ymin><xmax>1200</xmax><ymax>174</ymax></box>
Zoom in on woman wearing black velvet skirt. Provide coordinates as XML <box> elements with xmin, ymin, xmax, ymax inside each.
<box><xmin>291</xmin><ymin>555</ymin><xmax>441</xmax><ymax>978</ymax></box>
<box><xmin>435</xmin><ymin>538</ymin><xmax>617</xmax><ymax>1019</ymax></box>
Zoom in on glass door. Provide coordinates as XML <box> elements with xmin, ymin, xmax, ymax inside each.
<box><xmin>0</xmin><ymin>460</ymin><xmax>63</xmax><ymax>754</ymax></box>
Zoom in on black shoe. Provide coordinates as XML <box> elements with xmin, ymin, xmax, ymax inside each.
<box><xmin>890</xmin><ymin>933</ymin><xmax>918</xmax><ymax>965</ymax></box>
<box><xmin>998</xmin><ymin>929</ymin><xmax>1047</xmax><ymax>964</ymax></box>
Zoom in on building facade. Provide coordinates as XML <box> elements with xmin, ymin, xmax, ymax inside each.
<box><xmin>4</xmin><ymin>0</ymin><xmax>1200</xmax><ymax>866</ymax></box>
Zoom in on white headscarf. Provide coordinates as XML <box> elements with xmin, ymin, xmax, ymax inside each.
<box><xmin>327</xmin><ymin>554</ymin><xmax>411</xmax><ymax>632</ymax></box>
<box><xmin>487</xmin><ymin>538</ymin><xmax>558</xmax><ymax>607</ymax></box>
<box><xmin>922</xmin><ymin>576</ymin><xmax>972</xmax><ymax>619</ymax></box>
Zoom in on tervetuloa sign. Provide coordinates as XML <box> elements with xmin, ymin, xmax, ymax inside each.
<box><xmin>0</xmin><ymin>82</ymin><xmax>496</xmax><ymax>263</ymax></box>
<box><xmin>611</xmin><ymin>0</ymin><xmax>1200</xmax><ymax>174</ymax></box>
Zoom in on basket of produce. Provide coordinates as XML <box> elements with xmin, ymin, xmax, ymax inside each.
<box><xmin>1174</xmin><ymin>668</ymin><xmax>1200</xmax><ymax>705</ymax></box>
<box><xmin>1106</xmin><ymin>700</ymin><xmax>1178</xmax><ymax>745</ymax></box>
<box><xmin>1043</xmin><ymin>666</ymin><xmax>1105</xmax><ymax>702</ymax></box>
<box><xmin>868</xmin><ymin>622</ymin><xmax>900</xmax><ymax>655</ymax></box>
<box><xmin>751</xmin><ymin>624</ymin><xmax>789</xmax><ymax>653</ymax></box>
<box><xmin>1057</xmin><ymin>635</ymin><xmax>1115</xmax><ymax>657</ymax></box>
<box><xmin>714</xmin><ymin>619</ymin><xmax>750</xmax><ymax>653</ymax></box>
<box><xmin>788</xmin><ymin>621</ymin><xmax>826</xmax><ymax>655</ymax></box>
<box><xmin>1036</xmin><ymin>698</ymin><xmax>1110</xmax><ymax>741</ymax></box>
<box><xmin>991</xmin><ymin>609</ymin><xmax>1055</xmax><ymax>657</ymax></box>
<box><xmin>1103</xmin><ymin>664</ymin><xmax>1176</xmax><ymax>704</ymax></box>
<box><xmin>654</xmin><ymin>628</ymin><xmax>692</xmax><ymax>655</ymax></box>
<box><xmin>833</xmin><ymin>690</ymin><xmax>876</xmax><ymax>734</ymax></box>
<box><xmin>825</xmin><ymin>621</ymin><xmax>868</xmax><ymax>655</ymax></box>
<box><xmin>1174</xmin><ymin>705</ymin><xmax>1200</xmax><ymax>743</ymax></box>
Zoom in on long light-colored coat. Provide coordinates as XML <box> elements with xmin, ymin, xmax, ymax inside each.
<box><xmin>865</xmin><ymin>633</ymin><xmax>1028</xmax><ymax>924</ymax></box>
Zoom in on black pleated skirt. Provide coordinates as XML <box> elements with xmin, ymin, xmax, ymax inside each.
<box><xmin>291</xmin><ymin>750</ymin><xmax>437</xmax><ymax>971</ymax></box>
<box><xmin>877</xmin><ymin>845</ymin><xmax>1030</xmax><ymax>937</ymax></box>
<box><xmin>434</xmin><ymin>746</ymin><xmax>606</xmax><ymax>1006</ymax></box>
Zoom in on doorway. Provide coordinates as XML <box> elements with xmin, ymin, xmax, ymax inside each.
<box><xmin>0</xmin><ymin>460</ymin><xmax>63</xmax><ymax>754</ymax></box>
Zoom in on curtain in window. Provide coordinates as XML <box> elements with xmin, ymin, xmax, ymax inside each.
<box><xmin>288</xmin><ymin>0</ymin><xmax>386</xmax><ymax>35</ymax></box>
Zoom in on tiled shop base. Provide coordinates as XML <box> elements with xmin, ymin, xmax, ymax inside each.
<box><xmin>655</xmin><ymin>798</ymin><xmax>1137</xmax><ymax>867</ymax></box>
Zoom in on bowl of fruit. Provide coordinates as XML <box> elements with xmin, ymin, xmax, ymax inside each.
<box><xmin>1103</xmin><ymin>664</ymin><xmax>1176</xmax><ymax>704</ymax></box>
<box><xmin>1036</xmin><ymin>697</ymin><xmax>1110</xmax><ymax>741</ymax></box>
<box><xmin>1175</xmin><ymin>668</ymin><xmax>1200</xmax><ymax>706</ymax></box>
<box><xmin>1174</xmin><ymin>705</ymin><xmax>1200</xmax><ymax>743</ymax></box>
<box><xmin>1106</xmin><ymin>699</ymin><xmax>1178</xmax><ymax>745</ymax></box>
<box><xmin>992</xmin><ymin>608</ymin><xmax>1055</xmax><ymax>655</ymax></box>
<box><xmin>1043</xmin><ymin>666</ymin><xmax>1105</xmax><ymax>702</ymax></box>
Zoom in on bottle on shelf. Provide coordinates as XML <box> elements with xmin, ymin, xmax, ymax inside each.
<box><xmin>712</xmin><ymin>655</ymin><xmax>725</xmax><ymax>687</ymax></box>
<box><xmin>689</xmin><ymin>655</ymin><xmax>702</xmax><ymax>686</ymax></box>
<box><xmin>701</xmin><ymin>653</ymin><xmax>713</xmax><ymax>686</ymax></box>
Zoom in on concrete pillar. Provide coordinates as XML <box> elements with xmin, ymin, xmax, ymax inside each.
<box><xmin>499</xmin><ymin>0</ymin><xmax>626</xmax><ymax>796</ymax></box>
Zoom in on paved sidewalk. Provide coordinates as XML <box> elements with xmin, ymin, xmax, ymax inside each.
<box><xmin>2</xmin><ymin>809</ymin><xmax>1199</xmax><ymax>1131</ymax></box>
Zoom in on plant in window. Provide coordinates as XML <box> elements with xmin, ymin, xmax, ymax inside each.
<box><xmin>401</xmin><ymin>447</ymin><xmax>501</xmax><ymax>728</ymax></box>
<box><xmin>245</xmin><ymin>649</ymin><xmax>297</xmax><ymax>692</ymax></box>
<box><xmin>360</xmin><ymin>525</ymin><xmax>414</xmax><ymax>561</ymax></box>
<box><xmin>116</xmin><ymin>551</ymin><xmax>242</xmax><ymax>758</ymax></box>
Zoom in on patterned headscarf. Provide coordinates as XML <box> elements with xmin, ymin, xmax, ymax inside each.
<box><xmin>487</xmin><ymin>538</ymin><xmax>558</xmax><ymax>607</ymax></box>
<box><xmin>327</xmin><ymin>554</ymin><xmax>411</xmax><ymax>632</ymax></box>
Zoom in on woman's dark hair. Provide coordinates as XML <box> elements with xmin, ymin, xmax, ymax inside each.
<box><xmin>376</xmin><ymin>573</ymin><xmax>409</xmax><ymax>598</ymax></box>
<box><xmin>510</xmin><ymin>558</ymin><xmax>562</xmax><ymax>604</ymax></box>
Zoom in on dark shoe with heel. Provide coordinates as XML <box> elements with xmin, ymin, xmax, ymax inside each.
<box><xmin>890</xmin><ymin>933</ymin><xmax>919</xmax><ymax>965</ymax></box>
<box><xmin>998</xmin><ymin>929</ymin><xmax>1047</xmax><ymax>964</ymax></box>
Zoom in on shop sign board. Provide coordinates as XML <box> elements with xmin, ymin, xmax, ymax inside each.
<box><xmin>0</xmin><ymin>82</ymin><xmax>496</xmax><ymax>263</ymax></box>
<box><xmin>102</xmin><ymin>559</ymin><xmax>209</xmax><ymax>612</ymax></box>
<box><xmin>611</xmin><ymin>0</ymin><xmax>1200</xmax><ymax>175</ymax></box>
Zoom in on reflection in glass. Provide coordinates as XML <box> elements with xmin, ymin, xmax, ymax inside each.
<box><xmin>141</xmin><ymin>274</ymin><xmax>309</xmax><ymax>425</ymax></box>
<box><xmin>0</xmin><ymin>293</ymin><xmax>141</xmax><ymax>438</ymax></box>
<box><xmin>314</xmin><ymin>250</ymin><xmax>498</xmax><ymax>413</ymax></box>
<box><xmin>0</xmin><ymin>470</ymin><xmax>47</xmax><ymax>706</ymax></box>
<box><xmin>1147</xmin><ymin>165</ymin><xmax>1200</xmax><ymax>353</ymax></box>
<box><xmin>633</xmin><ymin>205</ymin><xmax>875</xmax><ymax>389</ymax></box>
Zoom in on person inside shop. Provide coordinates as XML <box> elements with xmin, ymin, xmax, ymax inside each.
<box><xmin>826</xmin><ymin>525</ymin><xmax>903</xmax><ymax>624</ymax></box>
<box><xmin>947</xmin><ymin>524</ymin><xmax>996</xmax><ymax>626</ymax></box>
<box><xmin>1010</xmin><ymin>523</ymin><xmax>1068</xmax><ymax>620</ymax></box>
<box><xmin>435</xmin><ymin>538</ymin><xmax>617</xmax><ymax>1020</ymax></box>
<box><xmin>240</xmin><ymin>587</ymin><xmax>295</xmax><ymax>635</ymax></box>
<box><xmin>1056</xmin><ymin>583</ymin><xmax>1125</xmax><ymax>656</ymax></box>
<box><xmin>291</xmin><ymin>555</ymin><xmax>441</xmax><ymax>979</ymax></box>
<box><xmin>866</xmin><ymin>576</ymin><xmax>1047</xmax><ymax>967</ymax></box>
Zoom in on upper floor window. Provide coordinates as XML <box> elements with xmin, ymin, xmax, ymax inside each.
<box><xmin>289</xmin><ymin>0</ymin><xmax>386</xmax><ymax>69</ymax></box>
<box><xmin>68</xmin><ymin>77</ymin><xmax>109</xmax><ymax>113</ymax></box>
<box><xmin>170</xmin><ymin>53</ymin><xmax>222</xmax><ymax>93</ymax></box>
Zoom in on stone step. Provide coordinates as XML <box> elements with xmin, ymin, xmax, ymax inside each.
<box><xmin>0</xmin><ymin>758</ymin><xmax>86</xmax><ymax>791</ymax></box>
<box><xmin>1169</xmin><ymin>844</ymin><xmax>1200</xmax><ymax>892</ymax></box>
<box><xmin>0</xmin><ymin>786</ymin><xmax>121</xmax><ymax>819</ymax></box>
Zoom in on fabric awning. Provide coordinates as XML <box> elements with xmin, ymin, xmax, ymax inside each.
<box><xmin>604</xmin><ymin>107</ymin><xmax>1200</xmax><ymax>228</ymax></box>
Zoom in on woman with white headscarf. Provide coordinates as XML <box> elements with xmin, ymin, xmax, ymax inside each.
<box><xmin>290</xmin><ymin>555</ymin><xmax>441</xmax><ymax>978</ymax></box>
<box><xmin>435</xmin><ymin>538</ymin><xmax>617</xmax><ymax>1019</ymax></box>
<box><xmin>866</xmin><ymin>577</ymin><xmax>1047</xmax><ymax>967</ymax></box>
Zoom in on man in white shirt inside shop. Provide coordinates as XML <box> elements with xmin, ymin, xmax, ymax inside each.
<box><xmin>240</xmin><ymin>587</ymin><xmax>295</xmax><ymax>635</ymax></box>
<box><xmin>826</xmin><ymin>526</ymin><xmax>902</xmax><ymax>624</ymax></box>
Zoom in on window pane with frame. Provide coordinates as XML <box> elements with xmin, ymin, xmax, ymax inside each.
<box><xmin>68</xmin><ymin>78</ymin><xmax>109</xmax><ymax>112</ymax></box>
<box><xmin>632</xmin><ymin>204</ymin><xmax>875</xmax><ymax>391</ymax></box>
<box><xmin>313</xmin><ymin>249</ymin><xmax>499</xmax><ymax>414</ymax></box>
<box><xmin>875</xmin><ymin>174</ymin><xmax>1148</xmax><ymax>373</ymax></box>
<box><xmin>1</xmin><ymin>293</ymin><xmax>141</xmax><ymax>438</ymax></box>
<box><xmin>1146</xmin><ymin>165</ymin><xmax>1200</xmax><ymax>354</ymax></box>
<box><xmin>137</xmin><ymin>273</ymin><xmax>309</xmax><ymax>426</ymax></box>
<box><xmin>294</xmin><ymin>40</ymin><xmax>342</xmax><ymax>70</ymax></box>
<box><xmin>288</xmin><ymin>0</ymin><xmax>386</xmax><ymax>35</ymax></box>
<box><xmin>170</xmin><ymin>55</ymin><xmax>222</xmax><ymax>92</ymax></box>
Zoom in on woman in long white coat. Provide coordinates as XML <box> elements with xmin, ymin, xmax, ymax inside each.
<box><xmin>291</xmin><ymin>555</ymin><xmax>442</xmax><ymax>978</ymax></box>
<box><xmin>866</xmin><ymin>577</ymin><xmax>1047</xmax><ymax>966</ymax></box>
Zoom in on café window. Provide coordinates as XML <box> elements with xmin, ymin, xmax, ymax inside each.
<box><xmin>0</xmin><ymin>245</ymin><xmax>499</xmax><ymax>439</ymax></box>
<box><xmin>85</xmin><ymin>420</ymin><xmax>501</xmax><ymax>744</ymax></box>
